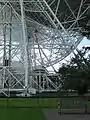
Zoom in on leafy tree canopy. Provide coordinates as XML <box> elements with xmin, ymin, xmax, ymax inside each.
<box><xmin>58</xmin><ymin>47</ymin><xmax>90</xmax><ymax>95</ymax></box>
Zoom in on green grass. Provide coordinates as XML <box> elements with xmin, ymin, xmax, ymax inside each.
<box><xmin>0</xmin><ymin>108</ymin><xmax>45</xmax><ymax>120</ymax></box>
<box><xmin>0</xmin><ymin>97</ymin><xmax>89</xmax><ymax>120</ymax></box>
<box><xmin>0</xmin><ymin>98</ymin><xmax>59</xmax><ymax>108</ymax></box>
<box><xmin>0</xmin><ymin>98</ymin><xmax>89</xmax><ymax>109</ymax></box>
<box><xmin>0</xmin><ymin>98</ymin><xmax>59</xmax><ymax>120</ymax></box>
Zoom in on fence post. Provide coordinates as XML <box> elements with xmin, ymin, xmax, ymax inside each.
<box><xmin>58</xmin><ymin>99</ymin><xmax>62</xmax><ymax>115</ymax></box>
<box><xmin>85</xmin><ymin>103</ymin><xmax>87</xmax><ymax>114</ymax></box>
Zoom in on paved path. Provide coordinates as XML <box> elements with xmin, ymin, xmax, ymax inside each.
<box><xmin>43</xmin><ymin>109</ymin><xmax>90</xmax><ymax>120</ymax></box>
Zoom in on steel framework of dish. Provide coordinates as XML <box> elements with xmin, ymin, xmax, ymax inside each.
<box><xmin>0</xmin><ymin>0</ymin><xmax>89</xmax><ymax>96</ymax></box>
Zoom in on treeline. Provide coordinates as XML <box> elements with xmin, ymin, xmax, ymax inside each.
<box><xmin>58</xmin><ymin>47</ymin><xmax>90</xmax><ymax>95</ymax></box>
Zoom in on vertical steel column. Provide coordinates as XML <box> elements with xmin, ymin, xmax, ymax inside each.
<box><xmin>3</xmin><ymin>27</ymin><xmax>6</xmax><ymax>66</ymax></box>
<box><xmin>28</xmin><ymin>37</ymin><xmax>33</xmax><ymax>88</ymax></box>
<box><xmin>19</xmin><ymin>0</ymin><xmax>28</xmax><ymax>91</ymax></box>
<box><xmin>3</xmin><ymin>67</ymin><xmax>5</xmax><ymax>88</ymax></box>
<box><xmin>3</xmin><ymin>8</ymin><xmax>6</xmax><ymax>66</ymax></box>
<box><xmin>9</xmin><ymin>7</ymin><xmax>12</xmax><ymax>66</ymax></box>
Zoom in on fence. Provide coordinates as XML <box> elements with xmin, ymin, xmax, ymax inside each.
<box><xmin>58</xmin><ymin>97</ymin><xmax>90</xmax><ymax>114</ymax></box>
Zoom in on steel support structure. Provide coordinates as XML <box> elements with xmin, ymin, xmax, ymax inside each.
<box><xmin>19</xmin><ymin>0</ymin><xmax>28</xmax><ymax>95</ymax></box>
<box><xmin>0</xmin><ymin>0</ymin><xmax>88</xmax><ymax>96</ymax></box>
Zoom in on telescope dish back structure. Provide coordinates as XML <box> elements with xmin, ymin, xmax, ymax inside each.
<box><xmin>0</xmin><ymin>0</ymin><xmax>89</xmax><ymax>96</ymax></box>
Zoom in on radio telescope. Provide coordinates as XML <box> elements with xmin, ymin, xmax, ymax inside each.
<box><xmin>0</xmin><ymin>0</ymin><xmax>89</xmax><ymax>96</ymax></box>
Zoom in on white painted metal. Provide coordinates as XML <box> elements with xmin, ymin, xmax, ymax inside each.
<box><xmin>0</xmin><ymin>0</ymin><xmax>88</xmax><ymax>96</ymax></box>
<box><xmin>19</xmin><ymin>0</ymin><xmax>28</xmax><ymax>95</ymax></box>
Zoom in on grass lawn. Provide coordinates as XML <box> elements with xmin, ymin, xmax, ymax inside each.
<box><xmin>0</xmin><ymin>97</ymin><xmax>89</xmax><ymax>109</ymax></box>
<box><xmin>0</xmin><ymin>98</ymin><xmax>58</xmax><ymax>120</ymax></box>
<box><xmin>0</xmin><ymin>98</ymin><xmax>59</xmax><ymax>108</ymax></box>
<box><xmin>0</xmin><ymin>97</ymin><xmax>89</xmax><ymax>120</ymax></box>
<box><xmin>0</xmin><ymin>108</ymin><xmax>45</xmax><ymax>120</ymax></box>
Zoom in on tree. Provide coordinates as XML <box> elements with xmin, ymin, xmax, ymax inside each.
<box><xmin>77</xmin><ymin>79</ymin><xmax>88</xmax><ymax>95</ymax></box>
<box><xmin>58</xmin><ymin>47</ymin><xmax>90</xmax><ymax>95</ymax></box>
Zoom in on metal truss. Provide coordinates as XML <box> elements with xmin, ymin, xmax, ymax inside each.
<box><xmin>0</xmin><ymin>0</ymin><xmax>89</xmax><ymax>96</ymax></box>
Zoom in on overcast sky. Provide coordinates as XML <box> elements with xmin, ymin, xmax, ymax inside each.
<box><xmin>78</xmin><ymin>37</ymin><xmax>90</xmax><ymax>49</ymax></box>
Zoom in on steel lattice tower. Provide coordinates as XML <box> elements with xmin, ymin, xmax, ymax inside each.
<box><xmin>0</xmin><ymin>0</ymin><xmax>89</xmax><ymax>96</ymax></box>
